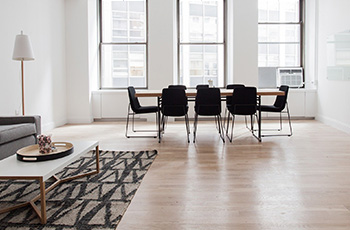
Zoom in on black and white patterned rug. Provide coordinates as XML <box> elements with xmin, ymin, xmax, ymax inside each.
<box><xmin>0</xmin><ymin>149</ymin><xmax>157</xmax><ymax>230</ymax></box>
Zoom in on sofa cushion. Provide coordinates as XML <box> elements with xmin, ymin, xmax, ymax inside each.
<box><xmin>0</xmin><ymin>124</ymin><xmax>36</xmax><ymax>145</ymax></box>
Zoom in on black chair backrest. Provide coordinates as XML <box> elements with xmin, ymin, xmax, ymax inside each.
<box><xmin>168</xmin><ymin>85</ymin><xmax>187</xmax><ymax>90</ymax></box>
<box><xmin>196</xmin><ymin>84</ymin><xmax>209</xmax><ymax>89</ymax></box>
<box><xmin>230</xmin><ymin>87</ymin><xmax>257</xmax><ymax>115</ymax></box>
<box><xmin>226</xmin><ymin>84</ymin><xmax>245</xmax><ymax>89</ymax></box>
<box><xmin>226</xmin><ymin>84</ymin><xmax>245</xmax><ymax>105</ymax></box>
<box><xmin>127</xmin><ymin>86</ymin><xmax>141</xmax><ymax>112</ymax></box>
<box><xmin>274</xmin><ymin>85</ymin><xmax>289</xmax><ymax>111</ymax></box>
<box><xmin>195</xmin><ymin>88</ymin><xmax>221</xmax><ymax>116</ymax></box>
<box><xmin>161</xmin><ymin>88</ymin><xmax>188</xmax><ymax>116</ymax></box>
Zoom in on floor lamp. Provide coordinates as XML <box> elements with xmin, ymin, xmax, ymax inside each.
<box><xmin>12</xmin><ymin>31</ymin><xmax>35</xmax><ymax>115</ymax></box>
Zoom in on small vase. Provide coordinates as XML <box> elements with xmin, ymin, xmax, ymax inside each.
<box><xmin>37</xmin><ymin>134</ymin><xmax>53</xmax><ymax>154</ymax></box>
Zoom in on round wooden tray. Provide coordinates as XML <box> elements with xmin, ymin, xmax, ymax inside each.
<box><xmin>16</xmin><ymin>142</ymin><xmax>74</xmax><ymax>162</ymax></box>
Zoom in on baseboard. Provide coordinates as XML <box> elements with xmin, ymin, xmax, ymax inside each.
<box><xmin>67</xmin><ymin>117</ymin><xmax>94</xmax><ymax>124</ymax></box>
<box><xmin>317</xmin><ymin>114</ymin><xmax>350</xmax><ymax>134</ymax></box>
<box><xmin>261</xmin><ymin>116</ymin><xmax>314</xmax><ymax>120</ymax></box>
<box><xmin>94</xmin><ymin>118</ymin><xmax>147</xmax><ymax>122</ymax></box>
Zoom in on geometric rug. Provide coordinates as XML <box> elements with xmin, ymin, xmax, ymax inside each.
<box><xmin>0</xmin><ymin>150</ymin><xmax>157</xmax><ymax>230</ymax></box>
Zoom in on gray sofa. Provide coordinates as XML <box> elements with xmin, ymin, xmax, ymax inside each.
<box><xmin>0</xmin><ymin>116</ymin><xmax>41</xmax><ymax>160</ymax></box>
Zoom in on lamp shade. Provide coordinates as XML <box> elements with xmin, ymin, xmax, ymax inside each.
<box><xmin>12</xmin><ymin>31</ymin><xmax>34</xmax><ymax>61</ymax></box>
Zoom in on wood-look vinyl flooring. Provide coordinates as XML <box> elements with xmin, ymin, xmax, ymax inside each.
<box><xmin>50</xmin><ymin>120</ymin><xmax>350</xmax><ymax>230</ymax></box>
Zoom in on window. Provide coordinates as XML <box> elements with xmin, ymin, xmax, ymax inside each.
<box><xmin>258</xmin><ymin>0</ymin><xmax>303</xmax><ymax>88</ymax></box>
<box><xmin>100</xmin><ymin>0</ymin><xmax>147</xmax><ymax>89</ymax></box>
<box><xmin>258</xmin><ymin>0</ymin><xmax>302</xmax><ymax>67</ymax></box>
<box><xmin>178</xmin><ymin>0</ymin><xmax>225</xmax><ymax>88</ymax></box>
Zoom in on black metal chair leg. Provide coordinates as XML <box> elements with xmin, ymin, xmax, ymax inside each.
<box><xmin>250</xmin><ymin>115</ymin><xmax>253</xmax><ymax>132</ymax></box>
<box><xmin>132</xmin><ymin>113</ymin><xmax>136</xmax><ymax>132</ymax></box>
<box><xmin>287</xmin><ymin>103</ymin><xmax>293</xmax><ymax>136</ymax></box>
<box><xmin>162</xmin><ymin>114</ymin><xmax>166</xmax><ymax>133</ymax></box>
<box><xmin>279</xmin><ymin>112</ymin><xmax>282</xmax><ymax>131</ymax></box>
<box><xmin>185</xmin><ymin>114</ymin><xmax>190</xmax><ymax>143</ymax></box>
<box><xmin>125</xmin><ymin>105</ymin><xmax>131</xmax><ymax>138</ymax></box>
<box><xmin>155</xmin><ymin>112</ymin><xmax>159</xmax><ymax>136</ymax></box>
<box><xmin>214</xmin><ymin>116</ymin><xmax>219</xmax><ymax>131</ymax></box>
<box><xmin>226</xmin><ymin>113</ymin><xmax>231</xmax><ymax>136</ymax></box>
<box><xmin>216</xmin><ymin>115</ymin><xmax>221</xmax><ymax>134</ymax></box>
<box><xmin>186</xmin><ymin>115</ymin><xmax>190</xmax><ymax>134</ymax></box>
<box><xmin>193</xmin><ymin>114</ymin><xmax>198</xmax><ymax>143</ymax></box>
<box><xmin>223</xmin><ymin>108</ymin><xmax>228</xmax><ymax>131</ymax></box>
<box><xmin>229</xmin><ymin>114</ymin><xmax>236</xmax><ymax>142</ymax></box>
<box><xmin>164</xmin><ymin>116</ymin><xmax>168</xmax><ymax>131</ymax></box>
<box><xmin>218</xmin><ymin>115</ymin><xmax>225</xmax><ymax>143</ymax></box>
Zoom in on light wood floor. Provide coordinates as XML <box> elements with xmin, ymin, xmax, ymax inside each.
<box><xmin>50</xmin><ymin>120</ymin><xmax>350</xmax><ymax>230</ymax></box>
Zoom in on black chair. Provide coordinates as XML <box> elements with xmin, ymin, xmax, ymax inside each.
<box><xmin>225</xmin><ymin>84</ymin><xmax>245</xmax><ymax>128</ymax></box>
<box><xmin>168</xmin><ymin>85</ymin><xmax>187</xmax><ymax>90</ymax></box>
<box><xmin>163</xmin><ymin>85</ymin><xmax>187</xmax><ymax>128</ymax></box>
<box><xmin>226</xmin><ymin>87</ymin><xmax>258</xmax><ymax>142</ymax></box>
<box><xmin>193</xmin><ymin>88</ymin><xmax>225</xmax><ymax>143</ymax></box>
<box><xmin>260</xmin><ymin>85</ymin><xmax>292</xmax><ymax>137</ymax></box>
<box><xmin>196</xmin><ymin>84</ymin><xmax>209</xmax><ymax>89</ymax></box>
<box><xmin>161</xmin><ymin>88</ymin><xmax>190</xmax><ymax>142</ymax></box>
<box><xmin>125</xmin><ymin>86</ymin><xmax>159</xmax><ymax>138</ymax></box>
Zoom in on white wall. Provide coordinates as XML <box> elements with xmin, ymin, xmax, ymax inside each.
<box><xmin>315</xmin><ymin>0</ymin><xmax>350</xmax><ymax>133</ymax></box>
<box><xmin>304</xmin><ymin>0</ymin><xmax>317</xmax><ymax>89</ymax></box>
<box><xmin>232</xmin><ymin>0</ymin><xmax>258</xmax><ymax>86</ymax></box>
<box><xmin>0</xmin><ymin>0</ymin><xmax>67</xmax><ymax>131</ymax></box>
<box><xmin>65</xmin><ymin>0</ymin><xmax>99</xmax><ymax>124</ymax></box>
<box><xmin>148</xmin><ymin>0</ymin><xmax>176</xmax><ymax>89</ymax></box>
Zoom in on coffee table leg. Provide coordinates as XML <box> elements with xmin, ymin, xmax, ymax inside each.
<box><xmin>95</xmin><ymin>145</ymin><xmax>100</xmax><ymax>173</ymax></box>
<box><xmin>39</xmin><ymin>178</ymin><xmax>47</xmax><ymax>224</ymax></box>
<box><xmin>29</xmin><ymin>177</ymin><xmax>47</xmax><ymax>224</ymax></box>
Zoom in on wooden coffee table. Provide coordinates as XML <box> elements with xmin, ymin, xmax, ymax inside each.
<box><xmin>0</xmin><ymin>140</ymin><xmax>99</xmax><ymax>224</ymax></box>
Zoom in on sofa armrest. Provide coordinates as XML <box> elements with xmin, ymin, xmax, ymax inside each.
<box><xmin>0</xmin><ymin>116</ymin><xmax>41</xmax><ymax>136</ymax></box>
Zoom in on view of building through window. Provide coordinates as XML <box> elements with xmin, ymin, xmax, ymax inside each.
<box><xmin>179</xmin><ymin>0</ymin><xmax>225</xmax><ymax>88</ymax></box>
<box><xmin>100</xmin><ymin>0</ymin><xmax>147</xmax><ymax>89</ymax></box>
<box><xmin>258</xmin><ymin>0</ymin><xmax>301</xmax><ymax>67</ymax></box>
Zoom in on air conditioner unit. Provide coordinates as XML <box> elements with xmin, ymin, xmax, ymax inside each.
<box><xmin>276</xmin><ymin>67</ymin><xmax>304</xmax><ymax>88</ymax></box>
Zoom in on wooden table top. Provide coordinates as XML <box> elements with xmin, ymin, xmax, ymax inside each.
<box><xmin>135</xmin><ymin>89</ymin><xmax>285</xmax><ymax>97</ymax></box>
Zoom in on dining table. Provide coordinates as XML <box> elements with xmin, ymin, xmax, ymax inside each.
<box><xmin>135</xmin><ymin>89</ymin><xmax>285</xmax><ymax>143</ymax></box>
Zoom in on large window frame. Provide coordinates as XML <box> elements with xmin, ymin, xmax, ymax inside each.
<box><xmin>177</xmin><ymin>0</ymin><xmax>226</xmax><ymax>88</ymax></box>
<box><xmin>258</xmin><ymin>0</ymin><xmax>304</xmax><ymax>67</ymax></box>
<box><xmin>99</xmin><ymin>0</ymin><xmax>149</xmax><ymax>89</ymax></box>
<box><xmin>258</xmin><ymin>0</ymin><xmax>304</xmax><ymax>88</ymax></box>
